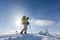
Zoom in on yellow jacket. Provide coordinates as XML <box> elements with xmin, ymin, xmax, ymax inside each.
<box><xmin>21</xmin><ymin>17</ymin><xmax>28</xmax><ymax>24</ymax></box>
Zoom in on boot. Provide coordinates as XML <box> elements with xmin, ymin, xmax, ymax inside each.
<box><xmin>24</xmin><ymin>32</ymin><xmax>27</xmax><ymax>34</ymax></box>
<box><xmin>20</xmin><ymin>32</ymin><xmax>23</xmax><ymax>34</ymax></box>
<box><xmin>24</xmin><ymin>30</ymin><xmax>27</xmax><ymax>34</ymax></box>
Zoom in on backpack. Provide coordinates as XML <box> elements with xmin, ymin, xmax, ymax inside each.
<box><xmin>21</xmin><ymin>16</ymin><xmax>29</xmax><ymax>25</ymax></box>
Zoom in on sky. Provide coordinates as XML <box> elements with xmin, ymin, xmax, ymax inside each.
<box><xmin>0</xmin><ymin>0</ymin><xmax>60</xmax><ymax>34</ymax></box>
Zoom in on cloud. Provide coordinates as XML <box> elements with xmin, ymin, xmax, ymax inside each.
<box><xmin>29</xmin><ymin>19</ymin><xmax>55</xmax><ymax>26</ymax></box>
<box><xmin>55</xmin><ymin>22</ymin><xmax>60</xmax><ymax>27</ymax></box>
<box><xmin>50</xmin><ymin>31</ymin><xmax>60</xmax><ymax>35</ymax></box>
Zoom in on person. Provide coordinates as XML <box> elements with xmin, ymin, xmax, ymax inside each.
<box><xmin>20</xmin><ymin>16</ymin><xmax>29</xmax><ymax>34</ymax></box>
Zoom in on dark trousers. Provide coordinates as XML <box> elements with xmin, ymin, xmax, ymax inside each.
<box><xmin>20</xmin><ymin>24</ymin><xmax>27</xmax><ymax>34</ymax></box>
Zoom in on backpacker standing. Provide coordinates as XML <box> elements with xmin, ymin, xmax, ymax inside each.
<box><xmin>20</xmin><ymin>16</ymin><xmax>29</xmax><ymax>34</ymax></box>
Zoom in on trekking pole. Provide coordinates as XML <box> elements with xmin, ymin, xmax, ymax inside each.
<box><xmin>28</xmin><ymin>25</ymin><xmax>32</xmax><ymax>34</ymax></box>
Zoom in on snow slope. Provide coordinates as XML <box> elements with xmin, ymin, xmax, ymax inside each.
<box><xmin>0</xmin><ymin>33</ymin><xmax>60</xmax><ymax>40</ymax></box>
<box><xmin>0</xmin><ymin>34</ymin><xmax>42</xmax><ymax>40</ymax></box>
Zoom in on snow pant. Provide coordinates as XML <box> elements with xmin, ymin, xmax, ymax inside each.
<box><xmin>20</xmin><ymin>24</ymin><xmax>27</xmax><ymax>34</ymax></box>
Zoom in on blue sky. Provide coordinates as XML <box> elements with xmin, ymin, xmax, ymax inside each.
<box><xmin>0</xmin><ymin>0</ymin><xmax>60</xmax><ymax>34</ymax></box>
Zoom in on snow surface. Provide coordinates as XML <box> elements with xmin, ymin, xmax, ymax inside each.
<box><xmin>0</xmin><ymin>33</ymin><xmax>60</xmax><ymax>40</ymax></box>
